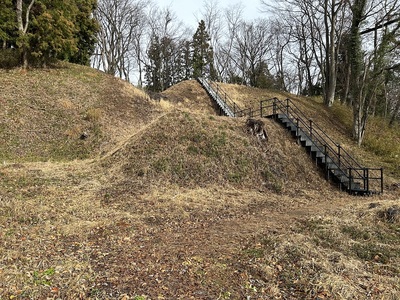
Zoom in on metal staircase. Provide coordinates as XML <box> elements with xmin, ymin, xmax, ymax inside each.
<box><xmin>197</xmin><ymin>77</ymin><xmax>239</xmax><ymax>117</ymax></box>
<box><xmin>197</xmin><ymin>77</ymin><xmax>384</xmax><ymax>195</ymax></box>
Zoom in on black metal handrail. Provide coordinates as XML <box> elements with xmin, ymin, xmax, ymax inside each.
<box><xmin>208</xmin><ymin>80</ymin><xmax>242</xmax><ymax>115</ymax></box>
<box><xmin>261</xmin><ymin>97</ymin><xmax>383</xmax><ymax>193</ymax></box>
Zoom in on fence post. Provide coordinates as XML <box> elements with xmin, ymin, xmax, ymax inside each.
<box><xmin>381</xmin><ymin>168</ymin><xmax>384</xmax><ymax>194</ymax></box>
<box><xmin>365</xmin><ymin>168</ymin><xmax>369</xmax><ymax>192</ymax></box>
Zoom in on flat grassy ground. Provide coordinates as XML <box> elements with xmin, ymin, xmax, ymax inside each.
<box><xmin>0</xmin><ymin>63</ymin><xmax>399</xmax><ymax>299</ymax></box>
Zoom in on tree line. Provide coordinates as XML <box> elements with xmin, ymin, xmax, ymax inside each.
<box><xmin>0</xmin><ymin>0</ymin><xmax>399</xmax><ymax>145</ymax></box>
<box><xmin>91</xmin><ymin>0</ymin><xmax>400</xmax><ymax>145</ymax></box>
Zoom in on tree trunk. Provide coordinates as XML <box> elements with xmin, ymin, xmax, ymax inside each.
<box><xmin>324</xmin><ymin>0</ymin><xmax>338</xmax><ymax>107</ymax></box>
<box><xmin>341</xmin><ymin>61</ymin><xmax>351</xmax><ymax>105</ymax></box>
<box><xmin>389</xmin><ymin>98</ymin><xmax>400</xmax><ymax>127</ymax></box>
<box><xmin>16</xmin><ymin>0</ymin><xmax>35</xmax><ymax>69</ymax></box>
<box><xmin>349</xmin><ymin>0</ymin><xmax>367</xmax><ymax>145</ymax></box>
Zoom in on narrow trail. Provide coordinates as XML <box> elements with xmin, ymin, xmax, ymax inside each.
<box><xmin>101</xmin><ymin>112</ymin><xmax>169</xmax><ymax>159</ymax></box>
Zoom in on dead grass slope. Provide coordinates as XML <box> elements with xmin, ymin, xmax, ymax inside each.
<box><xmin>0</xmin><ymin>62</ymin><xmax>160</xmax><ymax>162</ymax></box>
<box><xmin>99</xmin><ymin>108</ymin><xmax>334</xmax><ymax>209</ymax></box>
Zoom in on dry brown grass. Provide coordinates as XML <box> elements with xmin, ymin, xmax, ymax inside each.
<box><xmin>0</xmin><ymin>64</ymin><xmax>399</xmax><ymax>299</ymax></box>
<box><xmin>0</xmin><ymin>62</ymin><xmax>162</xmax><ymax>162</ymax></box>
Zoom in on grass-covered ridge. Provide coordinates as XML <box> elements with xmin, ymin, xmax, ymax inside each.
<box><xmin>0</xmin><ymin>62</ymin><xmax>159</xmax><ymax>162</ymax></box>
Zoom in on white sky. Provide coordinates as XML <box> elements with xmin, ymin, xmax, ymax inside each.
<box><xmin>156</xmin><ymin>0</ymin><xmax>266</xmax><ymax>29</ymax></box>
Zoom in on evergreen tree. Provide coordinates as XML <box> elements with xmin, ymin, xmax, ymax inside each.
<box><xmin>145</xmin><ymin>35</ymin><xmax>162</xmax><ymax>92</ymax></box>
<box><xmin>28</xmin><ymin>0</ymin><xmax>79</xmax><ymax>65</ymax></box>
<box><xmin>0</xmin><ymin>0</ymin><xmax>98</xmax><ymax>67</ymax></box>
<box><xmin>0</xmin><ymin>0</ymin><xmax>15</xmax><ymax>49</ymax></box>
<box><xmin>145</xmin><ymin>35</ymin><xmax>189</xmax><ymax>92</ymax></box>
<box><xmin>181</xmin><ymin>40</ymin><xmax>192</xmax><ymax>80</ymax></box>
<box><xmin>68</xmin><ymin>0</ymin><xmax>99</xmax><ymax>65</ymax></box>
<box><xmin>192</xmin><ymin>20</ymin><xmax>215</xmax><ymax>79</ymax></box>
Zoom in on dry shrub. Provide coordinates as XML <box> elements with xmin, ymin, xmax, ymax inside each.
<box><xmin>84</xmin><ymin>108</ymin><xmax>103</xmax><ymax>122</ymax></box>
<box><xmin>158</xmin><ymin>99</ymin><xmax>174</xmax><ymax>111</ymax></box>
<box><xmin>64</xmin><ymin>125</ymin><xmax>83</xmax><ymax>139</ymax></box>
<box><xmin>58</xmin><ymin>98</ymin><xmax>75</xmax><ymax>110</ymax></box>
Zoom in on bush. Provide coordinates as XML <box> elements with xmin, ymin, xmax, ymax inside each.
<box><xmin>0</xmin><ymin>48</ymin><xmax>21</xmax><ymax>68</ymax></box>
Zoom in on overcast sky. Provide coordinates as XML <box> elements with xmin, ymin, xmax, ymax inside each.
<box><xmin>156</xmin><ymin>0</ymin><xmax>267</xmax><ymax>29</ymax></box>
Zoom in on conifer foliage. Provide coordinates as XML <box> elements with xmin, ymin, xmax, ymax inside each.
<box><xmin>145</xmin><ymin>20</ymin><xmax>215</xmax><ymax>92</ymax></box>
<box><xmin>0</xmin><ymin>0</ymin><xmax>98</xmax><ymax>68</ymax></box>
<box><xmin>192</xmin><ymin>20</ymin><xmax>216</xmax><ymax>80</ymax></box>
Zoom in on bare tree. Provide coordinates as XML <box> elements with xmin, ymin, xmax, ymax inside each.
<box><xmin>93</xmin><ymin>0</ymin><xmax>147</xmax><ymax>81</ymax></box>
<box><xmin>197</xmin><ymin>0</ymin><xmax>223</xmax><ymax>79</ymax></box>
<box><xmin>218</xmin><ymin>3</ymin><xmax>244</xmax><ymax>82</ymax></box>
<box><xmin>261</xmin><ymin>0</ymin><xmax>349</xmax><ymax>105</ymax></box>
<box><xmin>346</xmin><ymin>0</ymin><xmax>400</xmax><ymax>144</ymax></box>
<box><xmin>231</xmin><ymin>19</ymin><xmax>273</xmax><ymax>87</ymax></box>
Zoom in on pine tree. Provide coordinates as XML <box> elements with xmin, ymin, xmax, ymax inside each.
<box><xmin>69</xmin><ymin>0</ymin><xmax>99</xmax><ymax>65</ymax></box>
<box><xmin>145</xmin><ymin>35</ymin><xmax>162</xmax><ymax>92</ymax></box>
<box><xmin>192</xmin><ymin>20</ymin><xmax>215</xmax><ymax>79</ymax></box>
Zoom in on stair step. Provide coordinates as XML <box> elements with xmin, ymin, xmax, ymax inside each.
<box><xmin>339</xmin><ymin>175</ymin><xmax>350</xmax><ymax>183</ymax></box>
<box><xmin>319</xmin><ymin>156</ymin><xmax>333</xmax><ymax>164</ymax></box>
<box><xmin>327</xmin><ymin>163</ymin><xmax>339</xmax><ymax>170</ymax></box>
<box><xmin>310</xmin><ymin>145</ymin><xmax>323</xmax><ymax>152</ymax></box>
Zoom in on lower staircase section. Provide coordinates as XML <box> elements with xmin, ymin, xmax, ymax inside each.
<box><xmin>197</xmin><ymin>77</ymin><xmax>384</xmax><ymax>195</ymax></box>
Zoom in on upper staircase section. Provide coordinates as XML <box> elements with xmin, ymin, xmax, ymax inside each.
<box><xmin>197</xmin><ymin>77</ymin><xmax>239</xmax><ymax>117</ymax></box>
<box><xmin>197</xmin><ymin>77</ymin><xmax>384</xmax><ymax>195</ymax></box>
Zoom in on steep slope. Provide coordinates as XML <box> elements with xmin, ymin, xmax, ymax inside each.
<box><xmin>0</xmin><ymin>62</ymin><xmax>160</xmax><ymax>161</ymax></box>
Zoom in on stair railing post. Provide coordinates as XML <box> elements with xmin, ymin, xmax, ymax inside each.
<box><xmin>325</xmin><ymin>145</ymin><xmax>329</xmax><ymax>180</ymax></box>
<box><xmin>296</xmin><ymin>118</ymin><xmax>299</xmax><ymax>140</ymax></box>
<box><xmin>223</xmin><ymin>92</ymin><xmax>228</xmax><ymax>106</ymax></box>
<box><xmin>309</xmin><ymin>119</ymin><xmax>313</xmax><ymax>139</ymax></box>
<box><xmin>349</xmin><ymin>168</ymin><xmax>352</xmax><ymax>191</ymax></box>
<box><xmin>286</xmin><ymin>98</ymin><xmax>289</xmax><ymax>116</ymax></box>
<box><xmin>273</xmin><ymin>99</ymin><xmax>277</xmax><ymax>118</ymax></box>
<box><xmin>380</xmin><ymin>168</ymin><xmax>384</xmax><ymax>194</ymax></box>
<box><xmin>365</xmin><ymin>168</ymin><xmax>369</xmax><ymax>192</ymax></box>
<box><xmin>338</xmin><ymin>144</ymin><xmax>341</xmax><ymax>168</ymax></box>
